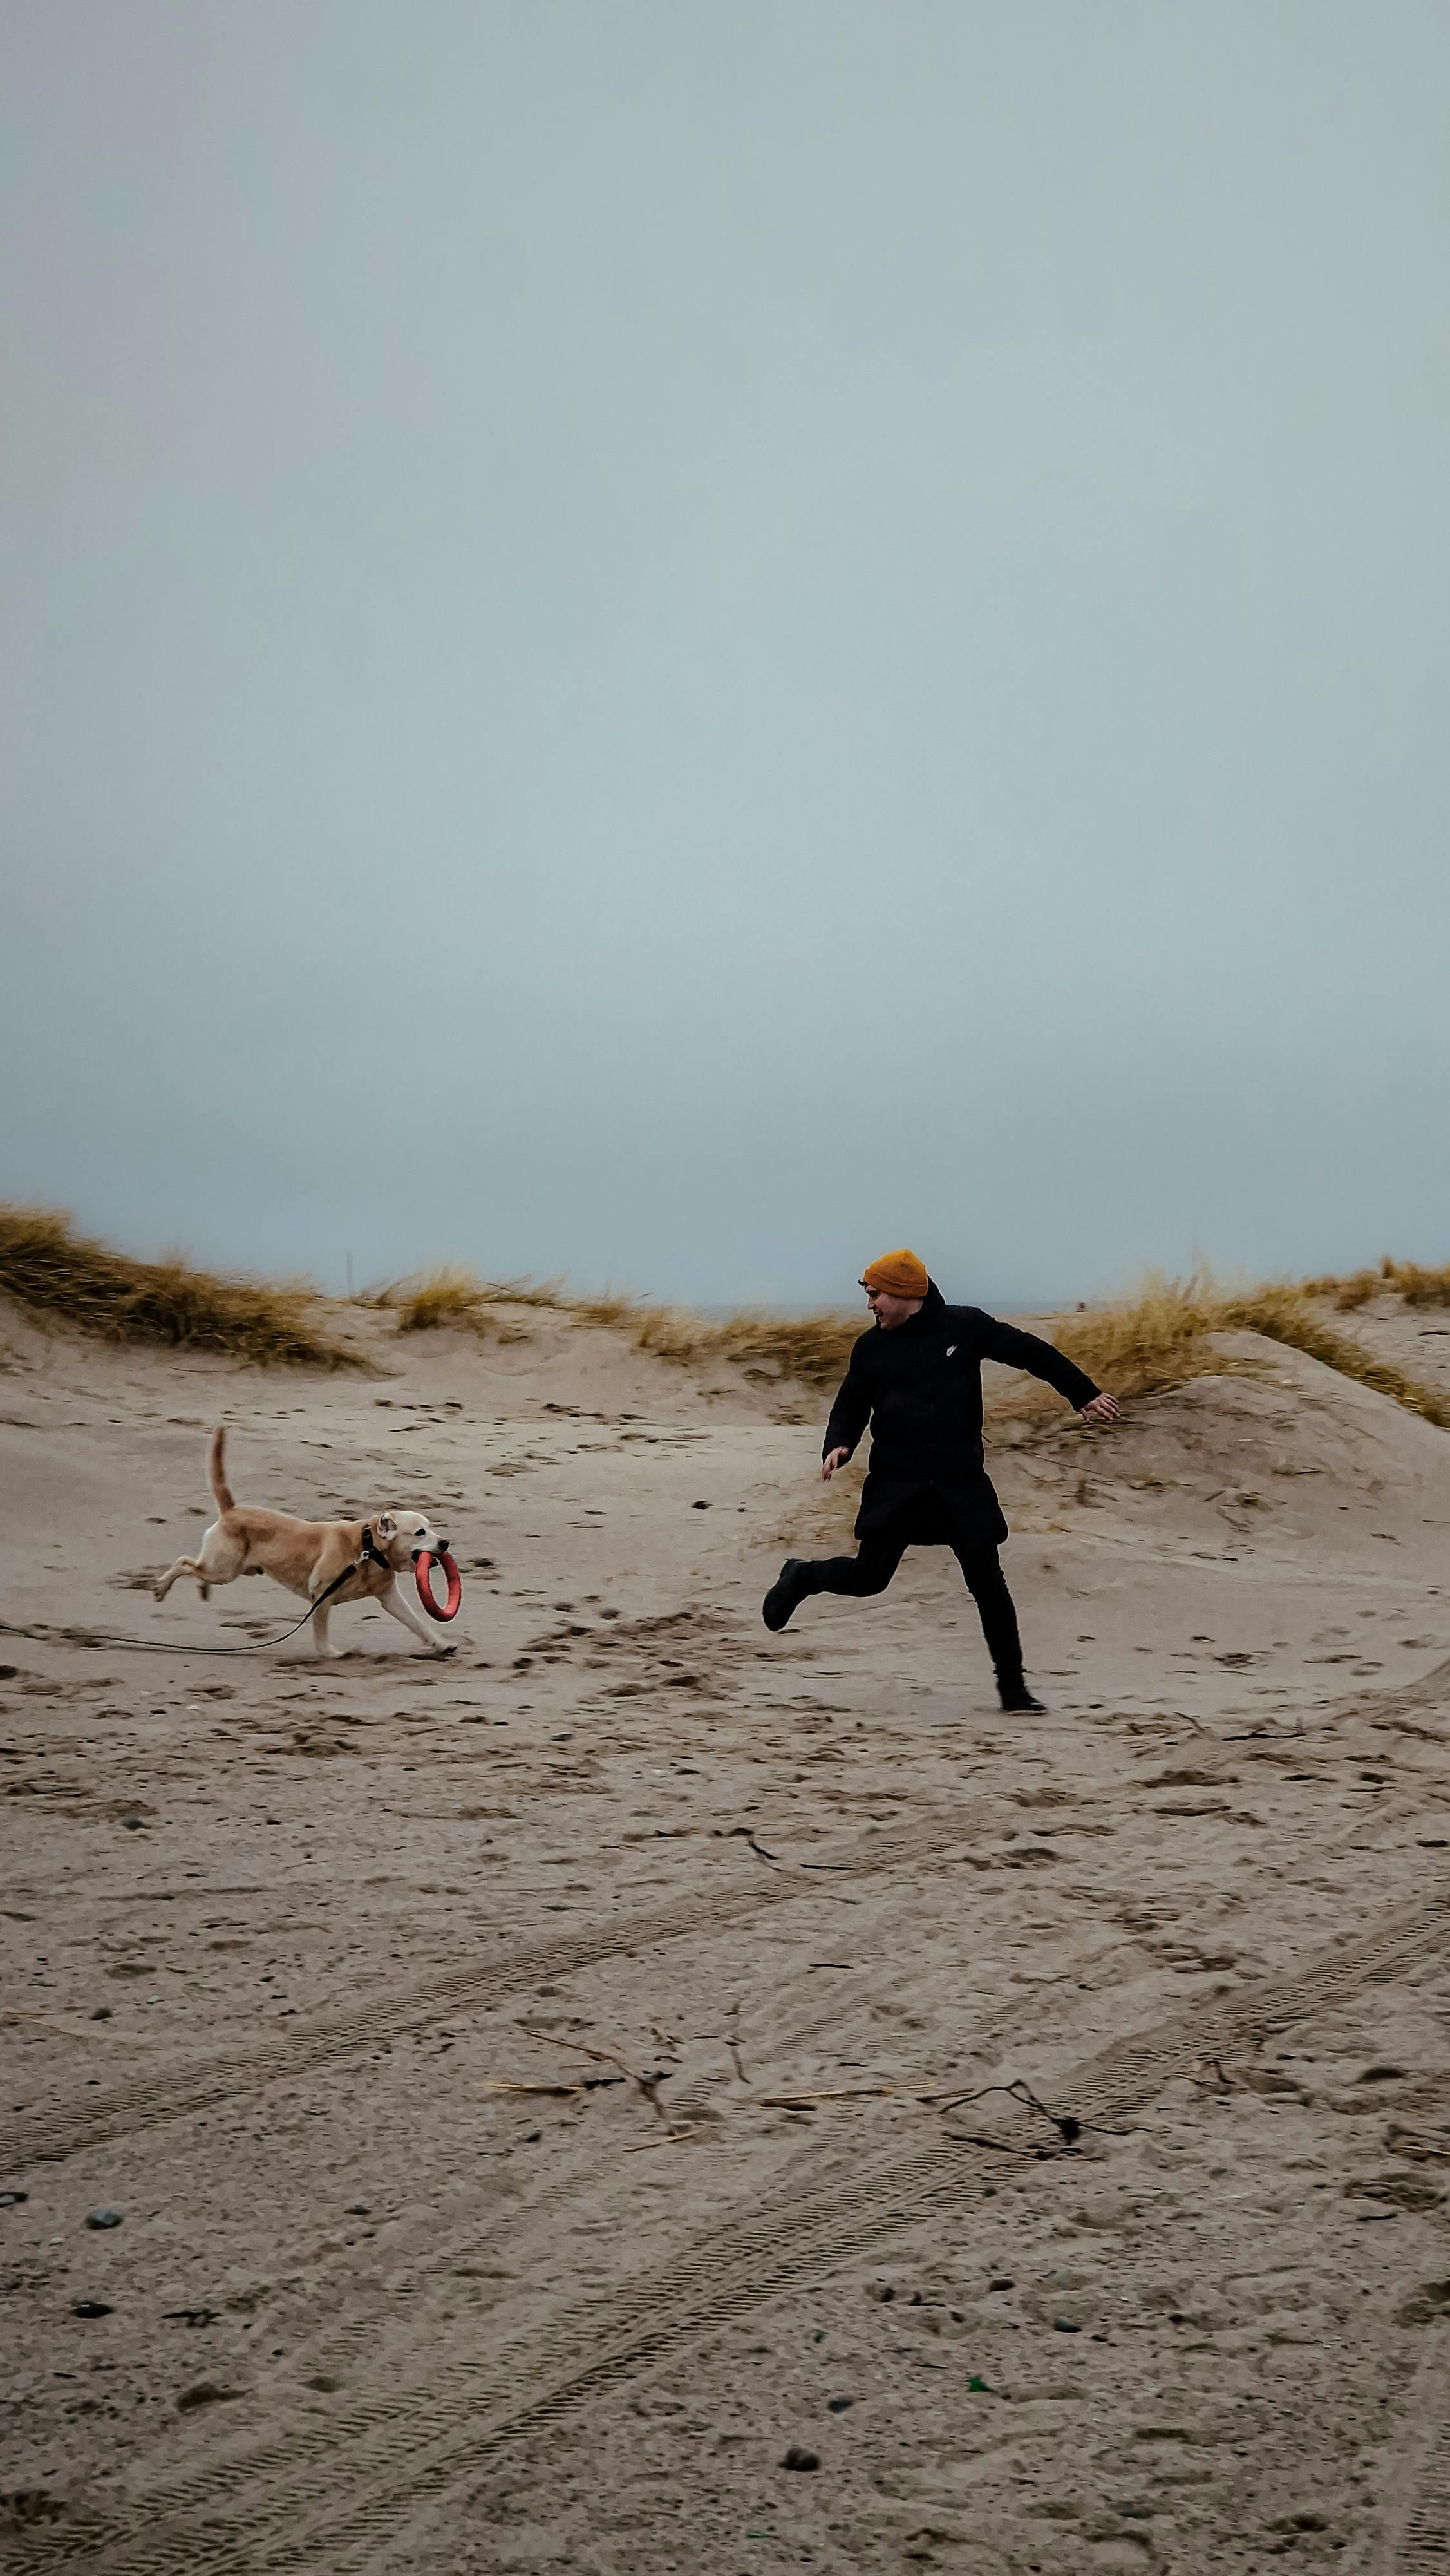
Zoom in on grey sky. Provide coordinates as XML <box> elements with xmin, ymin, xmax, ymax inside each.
<box><xmin>3</xmin><ymin>1</ymin><xmax>1448</xmax><ymax>1309</ymax></box>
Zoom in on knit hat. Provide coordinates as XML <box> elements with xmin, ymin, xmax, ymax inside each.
<box><xmin>860</xmin><ymin>1249</ymin><xmax>929</xmax><ymax>1300</ymax></box>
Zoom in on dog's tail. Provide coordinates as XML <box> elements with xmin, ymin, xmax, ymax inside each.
<box><xmin>209</xmin><ymin>1425</ymin><xmax>235</xmax><ymax>1513</ymax></box>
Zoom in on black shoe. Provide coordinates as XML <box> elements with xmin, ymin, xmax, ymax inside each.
<box><xmin>763</xmin><ymin>1558</ymin><xmax>810</xmax><ymax>1633</ymax></box>
<box><xmin>998</xmin><ymin>1680</ymin><xmax>1046</xmax><ymax>1713</ymax></box>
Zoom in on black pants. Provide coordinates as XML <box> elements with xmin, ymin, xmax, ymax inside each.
<box><xmin>800</xmin><ymin>1533</ymin><xmax>1024</xmax><ymax>1686</ymax></box>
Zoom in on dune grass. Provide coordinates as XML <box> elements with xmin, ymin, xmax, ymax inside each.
<box><xmin>1217</xmin><ymin>1282</ymin><xmax>1450</xmax><ymax>1428</ymax></box>
<box><xmin>0</xmin><ymin>1205</ymin><xmax>357</xmax><ymax>1368</ymax></box>
<box><xmin>375</xmin><ymin>1265</ymin><xmax>637</xmax><ymax>1338</ymax></box>
<box><xmin>631</xmin><ymin>1306</ymin><xmax>859</xmax><ymax>1390</ymax></box>
<box><xmin>1042</xmin><ymin>1269</ymin><xmax>1450</xmax><ymax>1430</ymax></box>
<box><xmin>1306</xmin><ymin>1256</ymin><xmax>1450</xmax><ymax>1311</ymax></box>
<box><xmin>369</xmin><ymin>1266</ymin><xmax>568</xmax><ymax>1322</ymax></box>
<box><xmin>378</xmin><ymin>1265</ymin><xmax>854</xmax><ymax>1381</ymax></box>
<box><xmin>5</xmin><ymin>1203</ymin><xmax>1447</xmax><ymax>1426</ymax></box>
<box><xmin>384</xmin><ymin>1256</ymin><xmax>1450</xmax><ymax>1427</ymax></box>
<box><xmin>375</xmin><ymin>1266</ymin><xmax>541</xmax><ymax>1340</ymax></box>
<box><xmin>1046</xmin><ymin>1273</ymin><xmax>1238</xmax><ymax>1403</ymax></box>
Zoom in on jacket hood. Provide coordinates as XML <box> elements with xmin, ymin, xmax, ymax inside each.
<box><xmin>874</xmin><ymin>1278</ymin><xmax>945</xmax><ymax>1333</ymax></box>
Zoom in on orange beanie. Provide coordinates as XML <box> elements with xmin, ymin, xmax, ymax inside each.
<box><xmin>860</xmin><ymin>1248</ymin><xmax>929</xmax><ymax>1300</ymax></box>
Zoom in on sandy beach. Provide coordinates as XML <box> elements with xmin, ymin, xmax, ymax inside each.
<box><xmin>7</xmin><ymin>0</ymin><xmax>1449</xmax><ymax>2559</ymax></box>
<box><xmin>6</xmin><ymin>1285</ymin><xmax>1450</xmax><ymax>2571</ymax></box>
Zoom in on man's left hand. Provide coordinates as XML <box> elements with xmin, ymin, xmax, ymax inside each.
<box><xmin>1079</xmin><ymin>1392</ymin><xmax>1120</xmax><ymax>1427</ymax></box>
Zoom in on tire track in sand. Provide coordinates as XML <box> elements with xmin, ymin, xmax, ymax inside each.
<box><xmin>12</xmin><ymin>1645</ymin><xmax>1441</xmax><ymax>2176</ymax></box>
<box><xmin>1359</xmin><ymin>2327</ymin><xmax>1450</xmax><ymax>2573</ymax></box>
<box><xmin>0</xmin><ymin>1814</ymin><xmax>985</xmax><ymax>2172</ymax></box>
<box><xmin>18</xmin><ymin>1882</ymin><xmax>1450</xmax><ymax>2576</ymax></box>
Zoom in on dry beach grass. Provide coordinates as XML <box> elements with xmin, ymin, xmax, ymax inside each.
<box><xmin>1049</xmin><ymin>1269</ymin><xmax>1450</xmax><ymax>1430</ymax></box>
<box><xmin>1308</xmin><ymin>1255</ymin><xmax>1450</xmax><ymax>1311</ymax></box>
<box><xmin>378</xmin><ymin>1264</ymin><xmax>639</xmax><ymax>1338</ymax></box>
<box><xmin>0</xmin><ymin>1204</ymin><xmax>356</xmax><ymax>1370</ymax></box>
<box><xmin>8</xmin><ymin>1206</ymin><xmax>1450</xmax><ymax>1429</ymax></box>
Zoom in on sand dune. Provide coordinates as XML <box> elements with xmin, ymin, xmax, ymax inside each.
<box><xmin>5</xmin><ymin>1273</ymin><xmax>1450</xmax><ymax>2570</ymax></box>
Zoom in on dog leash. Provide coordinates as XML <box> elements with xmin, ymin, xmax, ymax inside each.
<box><xmin>4</xmin><ymin>1533</ymin><xmax>393</xmax><ymax>1658</ymax></box>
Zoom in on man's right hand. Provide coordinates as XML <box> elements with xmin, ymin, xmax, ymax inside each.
<box><xmin>821</xmin><ymin>1446</ymin><xmax>850</xmax><ymax>1481</ymax></box>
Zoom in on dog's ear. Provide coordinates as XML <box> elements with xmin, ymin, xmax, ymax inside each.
<box><xmin>373</xmin><ymin>1511</ymin><xmax>399</xmax><ymax>1546</ymax></box>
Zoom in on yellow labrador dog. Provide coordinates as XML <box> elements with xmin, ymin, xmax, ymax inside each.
<box><xmin>153</xmin><ymin>1426</ymin><xmax>455</xmax><ymax>1657</ymax></box>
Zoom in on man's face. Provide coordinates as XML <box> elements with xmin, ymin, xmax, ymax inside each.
<box><xmin>865</xmin><ymin>1285</ymin><xmax>923</xmax><ymax>1332</ymax></box>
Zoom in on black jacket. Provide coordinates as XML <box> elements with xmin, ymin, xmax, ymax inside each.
<box><xmin>823</xmin><ymin>1281</ymin><xmax>1100</xmax><ymax>1549</ymax></box>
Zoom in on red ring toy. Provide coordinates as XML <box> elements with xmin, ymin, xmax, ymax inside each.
<box><xmin>414</xmin><ymin>1549</ymin><xmax>462</xmax><ymax>1622</ymax></box>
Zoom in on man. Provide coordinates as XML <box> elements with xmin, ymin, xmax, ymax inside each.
<box><xmin>762</xmin><ymin>1249</ymin><xmax>1120</xmax><ymax>1712</ymax></box>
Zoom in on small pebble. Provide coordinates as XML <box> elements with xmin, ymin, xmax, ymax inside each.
<box><xmin>1051</xmin><ymin>2316</ymin><xmax>1081</xmax><ymax>2334</ymax></box>
<box><xmin>826</xmin><ymin>2397</ymin><xmax>853</xmax><ymax>2414</ymax></box>
<box><xmin>0</xmin><ymin>2190</ymin><xmax>28</xmax><ymax>2208</ymax></box>
<box><xmin>121</xmin><ymin>1816</ymin><xmax>146</xmax><ymax>1831</ymax></box>
<box><xmin>780</xmin><ymin>2445</ymin><xmax>819</xmax><ymax>2472</ymax></box>
<box><xmin>72</xmin><ymin>2300</ymin><xmax>113</xmax><ymax>2319</ymax></box>
<box><xmin>86</xmin><ymin>2208</ymin><xmax>123</xmax><ymax>2230</ymax></box>
<box><xmin>176</xmin><ymin>2382</ymin><xmax>240</xmax><ymax>2412</ymax></box>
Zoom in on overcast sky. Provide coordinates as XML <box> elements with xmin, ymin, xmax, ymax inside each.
<box><xmin>3</xmin><ymin>2</ymin><xmax>1448</xmax><ymax>1309</ymax></box>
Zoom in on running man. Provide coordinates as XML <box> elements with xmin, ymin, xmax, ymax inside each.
<box><xmin>762</xmin><ymin>1249</ymin><xmax>1120</xmax><ymax>1711</ymax></box>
